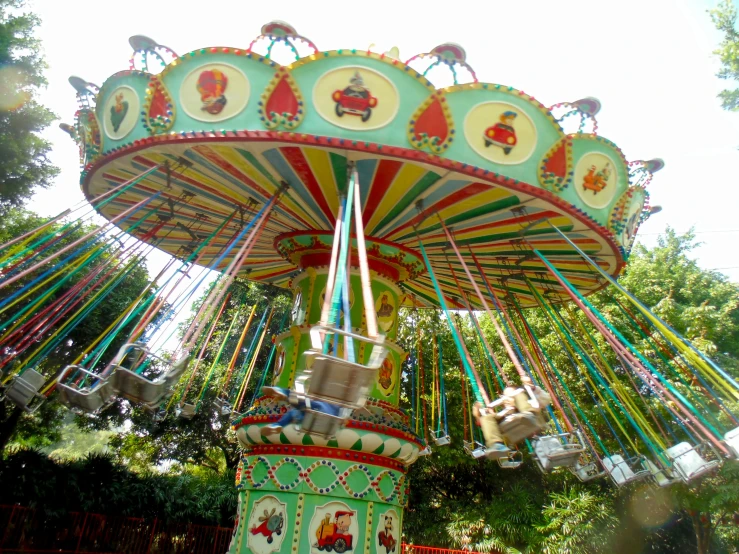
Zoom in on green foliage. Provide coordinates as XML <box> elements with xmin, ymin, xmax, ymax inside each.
<box><xmin>533</xmin><ymin>487</ymin><xmax>618</xmax><ymax>554</ymax></box>
<box><xmin>0</xmin><ymin>447</ymin><xmax>236</xmax><ymax>525</ymax></box>
<box><xmin>711</xmin><ymin>0</ymin><xmax>739</xmax><ymax>111</ymax></box>
<box><xmin>0</xmin><ymin>0</ymin><xmax>59</xmax><ymax>212</ymax></box>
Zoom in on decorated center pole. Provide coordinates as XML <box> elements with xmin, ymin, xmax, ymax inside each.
<box><xmin>231</xmin><ymin>234</ymin><xmax>426</xmax><ymax>554</ymax></box>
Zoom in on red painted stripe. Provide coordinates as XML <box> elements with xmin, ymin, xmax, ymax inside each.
<box><xmin>388</xmin><ymin>182</ymin><xmax>491</xmax><ymax>239</ymax></box>
<box><xmin>362</xmin><ymin>159</ymin><xmax>403</xmax><ymax>224</ymax></box>
<box><xmin>243</xmin><ymin>444</ymin><xmax>409</xmax><ymax>472</ymax></box>
<box><xmin>280</xmin><ymin>146</ymin><xmax>335</xmax><ymax>224</ymax></box>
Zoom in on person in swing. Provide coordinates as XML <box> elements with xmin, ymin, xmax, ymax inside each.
<box><xmin>472</xmin><ymin>401</ymin><xmax>512</xmax><ymax>459</ymax></box>
<box><xmin>508</xmin><ymin>374</ymin><xmax>552</xmax><ymax>426</ymax></box>
<box><xmin>260</xmin><ymin>386</ymin><xmax>342</xmax><ymax>433</ymax></box>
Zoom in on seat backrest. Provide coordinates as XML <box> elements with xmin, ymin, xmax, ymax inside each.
<box><xmin>603</xmin><ymin>455</ymin><xmax>635</xmax><ymax>485</ymax></box>
<box><xmin>306</xmin><ymin>356</ymin><xmax>376</xmax><ymax>408</ymax></box>
<box><xmin>666</xmin><ymin>442</ymin><xmax>709</xmax><ymax>477</ymax></box>
<box><xmin>20</xmin><ymin>369</ymin><xmax>45</xmax><ymax>390</ymax></box>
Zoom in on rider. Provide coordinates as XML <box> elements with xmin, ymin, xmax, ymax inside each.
<box><xmin>260</xmin><ymin>386</ymin><xmax>342</xmax><ymax>433</ymax></box>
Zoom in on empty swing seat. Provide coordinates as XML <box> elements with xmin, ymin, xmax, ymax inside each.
<box><xmin>570</xmin><ymin>460</ymin><xmax>605</xmax><ymax>482</ymax></box>
<box><xmin>533</xmin><ymin>435</ymin><xmax>585</xmax><ymax>472</ymax></box>
<box><xmin>56</xmin><ymin>366</ymin><xmax>116</xmax><ymax>414</ymax></box>
<box><xmin>665</xmin><ymin>442</ymin><xmax>720</xmax><ymax>483</ymax></box>
<box><xmin>603</xmin><ymin>454</ymin><xmax>650</xmax><ymax>486</ymax></box>
<box><xmin>643</xmin><ymin>458</ymin><xmax>677</xmax><ymax>488</ymax></box>
<box><xmin>111</xmin><ymin>344</ymin><xmax>191</xmax><ymax>407</ymax></box>
<box><xmin>301</xmin><ymin>326</ymin><xmax>386</xmax><ymax>409</ymax></box>
<box><xmin>214</xmin><ymin>397</ymin><xmax>232</xmax><ymax>416</ymax></box>
<box><xmin>4</xmin><ymin>369</ymin><xmax>47</xmax><ymax>413</ymax></box>
<box><xmin>176</xmin><ymin>403</ymin><xmax>197</xmax><ymax>420</ymax></box>
<box><xmin>432</xmin><ymin>431</ymin><xmax>451</xmax><ymax>446</ymax></box>
<box><xmin>724</xmin><ymin>427</ymin><xmax>739</xmax><ymax>458</ymax></box>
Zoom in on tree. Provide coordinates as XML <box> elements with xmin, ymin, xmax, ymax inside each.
<box><xmin>0</xmin><ymin>209</ymin><xmax>152</xmax><ymax>453</ymax></box>
<box><xmin>0</xmin><ymin>0</ymin><xmax>58</xmax><ymax>212</ymax></box>
<box><xmin>711</xmin><ymin>0</ymin><xmax>739</xmax><ymax>111</ymax></box>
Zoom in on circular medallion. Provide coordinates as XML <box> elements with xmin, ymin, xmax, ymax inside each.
<box><xmin>574</xmin><ymin>152</ymin><xmax>619</xmax><ymax>209</ymax></box>
<box><xmin>180</xmin><ymin>63</ymin><xmax>250</xmax><ymax>123</ymax></box>
<box><xmin>375</xmin><ymin>292</ymin><xmax>396</xmax><ymax>333</ymax></box>
<box><xmin>464</xmin><ymin>101</ymin><xmax>537</xmax><ymax>165</ymax></box>
<box><xmin>313</xmin><ymin>66</ymin><xmax>399</xmax><ymax>131</ymax></box>
<box><xmin>102</xmin><ymin>86</ymin><xmax>139</xmax><ymax>140</ymax></box>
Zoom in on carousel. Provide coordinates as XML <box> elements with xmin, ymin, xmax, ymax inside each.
<box><xmin>1</xmin><ymin>20</ymin><xmax>738</xmax><ymax>554</ymax></box>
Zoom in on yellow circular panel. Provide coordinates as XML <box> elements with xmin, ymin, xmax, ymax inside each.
<box><xmin>313</xmin><ymin>66</ymin><xmax>399</xmax><ymax>131</ymax></box>
<box><xmin>103</xmin><ymin>86</ymin><xmax>139</xmax><ymax>140</ymax></box>
<box><xmin>574</xmin><ymin>152</ymin><xmax>619</xmax><ymax>209</ymax></box>
<box><xmin>180</xmin><ymin>63</ymin><xmax>250</xmax><ymax>123</ymax></box>
<box><xmin>465</xmin><ymin>101</ymin><xmax>537</xmax><ymax>165</ymax></box>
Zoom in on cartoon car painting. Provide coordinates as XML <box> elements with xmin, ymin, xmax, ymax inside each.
<box><xmin>332</xmin><ymin>72</ymin><xmax>377</xmax><ymax>122</ymax></box>
<box><xmin>483</xmin><ymin>110</ymin><xmax>518</xmax><ymax>154</ymax></box>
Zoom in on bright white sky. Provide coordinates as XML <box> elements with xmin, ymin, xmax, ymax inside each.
<box><xmin>27</xmin><ymin>0</ymin><xmax>739</xmax><ymax>286</ymax></box>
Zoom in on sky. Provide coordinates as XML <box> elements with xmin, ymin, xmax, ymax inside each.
<box><xmin>26</xmin><ymin>0</ymin><xmax>739</xmax><ymax>285</ymax></box>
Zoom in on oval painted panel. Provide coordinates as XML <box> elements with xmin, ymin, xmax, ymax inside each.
<box><xmin>377</xmin><ymin>357</ymin><xmax>395</xmax><ymax>397</ymax></box>
<box><xmin>620</xmin><ymin>189</ymin><xmax>646</xmax><ymax>249</ymax></box>
<box><xmin>464</xmin><ymin>101</ymin><xmax>537</xmax><ymax>165</ymax></box>
<box><xmin>313</xmin><ymin>66</ymin><xmax>399</xmax><ymax>131</ymax></box>
<box><xmin>103</xmin><ymin>86</ymin><xmax>139</xmax><ymax>140</ymax></box>
<box><xmin>180</xmin><ymin>63</ymin><xmax>250</xmax><ymax>123</ymax></box>
<box><xmin>375</xmin><ymin>291</ymin><xmax>396</xmax><ymax>333</ymax></box>
<box><xmin>574</xmin><ymin>152</ymin><xmax>619</xmax><ymax>209</ymax></box>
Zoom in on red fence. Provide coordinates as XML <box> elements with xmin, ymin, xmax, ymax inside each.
<box><xmin>0</xmin><ymin>505</ymin><xmax>482</xmax><ymax>554</ymax></box>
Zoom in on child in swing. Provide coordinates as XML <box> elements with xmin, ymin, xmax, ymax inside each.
<box><xmin>260</xmin><ymin>386</ymin><xmax>342</xmax><ymax>433</ymax></box>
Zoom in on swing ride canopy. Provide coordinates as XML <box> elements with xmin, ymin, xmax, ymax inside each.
<box><xmin>69</xmin><ymin>22</ymin><xmax>663</xmax><ymax>309</ymax></box>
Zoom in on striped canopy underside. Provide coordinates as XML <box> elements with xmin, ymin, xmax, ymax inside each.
<box><xmin>85</xmin><ymin>141</ymin><xmax>619</xmax><ymax>308</ymax></box>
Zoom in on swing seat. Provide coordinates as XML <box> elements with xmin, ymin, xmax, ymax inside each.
<box><xmin>111</xmin><ymin>344</ymin><xmax>191</xmax><ymax>406</ymax></box>
<box><xmin>56</xmin><ymin>366</ymin><xmax>116</xmax><ymax>414</ymax></box>
<box><xmin>642</xmin><ymin>458</ymin><xmax>678</xmax><ymax>488</ymax></box>
<box><xmin>499</xmin><ymin>412</ymin><xmax>542</xmax><ymax>444</ymax></box>
<box><xmin>603</xmin><ymin>454</ymin><xmax>650</xmax><ymax>486</ymax></box>
<box><xmin>214</xmin><ymin>397</ymin><xmax>232</xmax><ymax>416</ymax></box>
<box><xmin>431</xmin><ymin>431</ymin><xmax>451</xmax><ymax>447</ymax></box>
<box><xmin>570</xmin><ymin>460</ymin><xmax>605</xmax><ymax>482</ymax></box>
<box><xmin>299</xmin><ymin>406</ymin><xmax>353</xmax><ymax>439</ymax></box>
<box><xmin>532</xmin><ymin>435</ymin><xmax>585</xmax><ymax>472</ymax></box>
<box><xmin>418</xmin><ymin>446</ymin><xmax>432</xmax><ymax>456</ymax></box>
<box><xmin>724</xmin><ymin>427</ymin><xmax>739</xmax><ymax>458</ymax></box>
<box><xmin>300</xmin><ymin>326</ymin><xmax>387</xmax><ymax>409</ymax></box>
<box><xmin>4</xmin><ymin>369</ymin><xmax>47</xmax><ymax>413</ymax></box>
<box><xmin>498</xmin><ymin>450</ymin><xmax>523</xmax><ymax>469</ymax></box>
<box><xmin>176</xmin><ymin>403</ymin><xmax>197</xmax><ymax>420</ymax></box>
<box><xmin>665</xmin><ymin>442</ymin><xmax>720</xmax><ymax>484</ymax></box>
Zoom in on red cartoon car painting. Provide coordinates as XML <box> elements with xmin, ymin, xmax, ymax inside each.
<box><xmin>483</xmin><ymin>110</ymin><xmax>518</xmax><ymax>155</ymax></box>
<box><xmin>332</xmin><ymin>72</ymin><xmax>377</xmax><ymax>122</ymax></box>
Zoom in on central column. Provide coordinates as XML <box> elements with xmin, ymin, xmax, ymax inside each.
<box><xmin>230</xmin><ymin>233</ymin><xmax>425</xmax><ymax>554</ymax></box>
